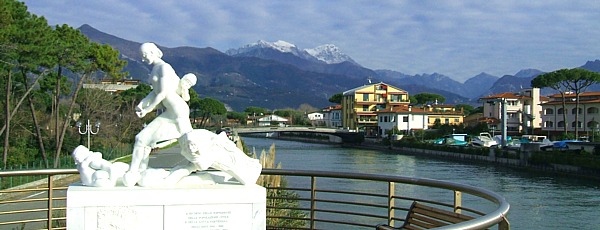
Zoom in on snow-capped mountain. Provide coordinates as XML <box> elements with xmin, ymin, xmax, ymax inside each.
<box><xmin>227</xmin><ymin>40</ymin><xmax>355</xmax><ymax>65</ymax></box>
<box><xmin>305</xmin><ymin>44</ymin><xmax>357</xmax><ymax>65</ymax></box>
<box><xmin>226</xmin><ymin>40</ymin><xmax>315</xmax><ymax>60</ymax></box>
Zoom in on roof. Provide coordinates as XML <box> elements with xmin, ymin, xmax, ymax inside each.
<box><xmin>375</xmin><ymin>105</ymin><xmax>427</xmax><ymax>114</ymax></box>
<box><xmin>322</xmin><ymin>105</ymin><xmax>342</xmax><ymax>111</ymax></box>
<box><xmin>342</xmin><ymin>82</ymin><xmax>406</xmax><ymax>96</ymax></box>
<box><xmin>544</xmin><ymin>98</ymin><xmax>600</xmax><ymax>105</ymax></box>
<box><xmin>547</xmin><ymin>91</ymin><xmax>600</xmax><ymax>98</ymax></box>
<box><xmin>479</xmin><ymin>92</ymin><xmax>531</xmax><ymax>100</ymax></box>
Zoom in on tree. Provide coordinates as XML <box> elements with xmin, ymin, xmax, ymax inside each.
<box><xmin>244</xmin><ymin>106</ymin><xmax>269</xmax><ymax>116</ymax></box>
<box><xmin>413</xmin><ymin>93</ymin><xmax>445</xmax><ymax>105</ymax></box>
<box><xmin>561</xmin><ymin>68</ymin><xmax>600</xmax><ymax>139</ymax></box>
<box><xmin>531</xmin><ymin>70</ymin><xmax>570</xmax><ymax>136</ymax></box>
<box><xmin>532</xmin><ymin>68</ymin><xmax>600</xmax><ymax>139</ymax></box>
<box><xmin>297</xmin><ymin>103</ymin><xmax>317</xmax><ymax>113</ymax></box>
<box><xmin>188</xmin><ymin>89</ymin><xmax>202</xmax><ymax>124</ymax></box>
<box><xmin>0</xmin><ymin>0</ymin><xmax>54</xmax><ymax>168</ymax></box>
<box><xmin>328</xmin><ymin>93</ymin><xmax>343</xmax><ymax>104</ymax></box>
<box><xmin>117</xmin><ymin>83</ymin><xmax>153</xmax><ymax>142</ymax></box>
<box><xmin>227</xmin><ymin>111</ymin><xmax>247</xmax><ymax>125</ymax></box>
<box><xmin>455</xmin><ymin>104</ymin><xmax>475</xmax><ymax>116</ymax></box>
<box><xmin>53</xmin><ymin>41</ymin><xmax>126</xmax><ymax>167</ymax></box>
<box><xmin>197</xmin><ymin>97</ymin><xmax>227</xmax><ymax>127</ymax></box>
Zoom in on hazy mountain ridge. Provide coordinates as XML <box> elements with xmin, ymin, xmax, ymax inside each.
<box><xmin>79</xmin><ymin>25</ymin><xmax>367</xmax><ymax>111</ymax></box>
<box><xmin>79</xmin><ymin>24</ymin><xmax>600</xmax><ymax>110</ymax></box>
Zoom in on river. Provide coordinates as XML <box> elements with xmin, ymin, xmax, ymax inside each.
<box><xmin>243</xmin><ymin>136</ymin><xmax>600</xmax><ymax>230</ymax></box>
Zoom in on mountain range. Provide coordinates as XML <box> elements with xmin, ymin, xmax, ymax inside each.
<box><xmin>78</xmin><ymin>24</ymin><xmax>600</xmax><ymax>111</ymax></box>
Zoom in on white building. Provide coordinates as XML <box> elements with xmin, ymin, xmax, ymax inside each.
<box><xmin>376</xmin><ymin>105</ymin><xmax>428</xmax><ymax>138</ymax></box>
<box><xmin>319</xmin><ymin>105</ymin><xmax>343</xmax><ymax>128</ymax></box>
<box><xmin>257</xmin><ymin>114</ymin><xmax>289</xmax><ymax>127</ymax></box>
<box><xmin>479</xmin><ymin>88</ymin><xmax>546</xmax><ymax>135</ymax></box>
<box><xmin>307</xmin><ymin>112</ymin><xmax>325</xmax><ymax>126</ymax></box>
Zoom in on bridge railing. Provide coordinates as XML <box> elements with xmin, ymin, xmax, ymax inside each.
<box><xmin>0</xmin><ymin>169</ymin><xmax>509</xmax><ymax>230</ymax></box>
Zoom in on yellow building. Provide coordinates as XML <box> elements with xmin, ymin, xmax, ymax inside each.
<box><xmin>424</xmin><ymin>104</ymin><xmax>465</xmax><ymax>127</ymax></box>
<box><xmin>342</xmin><ymin>82</ymin><xmax>409</xmax><ymax>137</ymax></box>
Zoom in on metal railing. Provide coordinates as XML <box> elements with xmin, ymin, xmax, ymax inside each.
<box><xmin>0</xmin><ymin>169</ymin><xmax>510</xmax><ymax>230</ymax></box>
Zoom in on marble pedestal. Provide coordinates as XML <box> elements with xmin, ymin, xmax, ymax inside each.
<box><xmin>67</xmin><ymin>182</ymin><xmax>266</xmax><ymax>230</ymax></box>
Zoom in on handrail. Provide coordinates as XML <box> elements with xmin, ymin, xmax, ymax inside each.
<box><xmin>261</xmin><ymin>169</ymin><xmax>510</xmax><ymax>229</ymax></box>
<box><xmin>0</xmin><ymin>168</ymin><xmax>509</xmax><ymax>230</ymax></box>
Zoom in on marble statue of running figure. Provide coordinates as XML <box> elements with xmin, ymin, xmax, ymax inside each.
<box><xmin>122</xmin><ymin>42</ymin><xmax>197</xmax><ymax>187</ymax></box>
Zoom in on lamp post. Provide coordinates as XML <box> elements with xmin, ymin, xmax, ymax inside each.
<box><xmin>77</xmin><ymin>119</ymin><xmax>100</xmax><ymax>148</ymax></box>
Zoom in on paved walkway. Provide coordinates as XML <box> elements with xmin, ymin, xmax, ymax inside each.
<box><xmin>147</xmin><ymin>146</ymin><xmax>187</xmax><ymax>169</ymax></box>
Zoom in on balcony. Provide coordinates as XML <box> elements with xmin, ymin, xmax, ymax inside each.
<box><xmin>0</xmin><ymin>169</ymin><xmax>509</xmax><ymax>229</ymax></box>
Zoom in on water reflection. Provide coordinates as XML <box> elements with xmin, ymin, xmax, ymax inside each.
<box><xmin>244</xmin><ymin>137</ymin><xmax>600</xmax><ymax>229</ymax></box>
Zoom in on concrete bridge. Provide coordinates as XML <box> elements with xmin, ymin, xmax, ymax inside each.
<box><xmin>233</xmin><ymin>127</ymin><xmax>364</xmax><ymax>143</ymax></box>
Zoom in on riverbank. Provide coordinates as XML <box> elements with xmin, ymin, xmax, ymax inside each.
<box><xmin>354</xmin><ymin>141</ymin><xmax>600</xmax><ymax>182</ymax></box>
<box><xmin>241</xmin><ymin>134</ymin><xmax>600</xmax><ymax>181</ymax></box>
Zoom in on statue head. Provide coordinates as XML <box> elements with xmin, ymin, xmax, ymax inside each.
<box><xmin>140</xmin><ymin>42</ymin><xmax>163</xmax><ymax>64</ymax></box>
<box><xmin>72</xmin><ymin>145</ymin><xmax>91</xmax><ymax>164</ymax></box>
<box><xmin>181</xmin><ymin>73</ymin><xmax>197</xmax><ymax>89</ymax></box>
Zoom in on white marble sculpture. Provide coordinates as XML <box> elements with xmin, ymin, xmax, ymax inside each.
<box><xmin>74</xmin><ymin>42</ymin><xmax>262</xmax><ymax>188</ymax></box>
<box><xmin>122</xmin><ymin>42</ymin><xmax>197</xmax><ymax>187</ymax></box>
<box><xmin>71</xmin><ymin>145</ymin><xmax>129</xmax><ymax>187</ymax></box>
<box><xmin>133</xmin><ymin>129</ymin><xmax>262</xmax><ymax>187</ymax></box>
<box><xmin>171</xmin><ymin>129</ymin><xmax>262</xmax><ymax>185</ymax></box>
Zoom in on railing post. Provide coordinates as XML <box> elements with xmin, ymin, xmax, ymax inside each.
<box><xmin>498</xmin><ymin>216</ymin><xmax>511</xmax><ymax>230</ymax></box>
<box><xmin>310</xmin><ymin>176</ymin><xmax>316</xmax><ymax>230</ymax></box>
<box><xmin>388</xmin><ymin>182</ymin><xmax>395</xmax><ymax>226</ymax></box>
<box><xmin>454</xmin><ymin>190</ymin><xmax>462</xmax><ymax>214</ymax></box>
<box><xmin>48</xmin><ymin>175</ymin><xmax>54</xmax><ymax>230</ymax></box>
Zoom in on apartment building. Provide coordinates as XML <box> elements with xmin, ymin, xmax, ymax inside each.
<box><xmin>342</xmin><ymin>82</ymin><xmax>410</xmax><ymax>137</ymax></box>
<box><xmin>479</xmin><ymin>88</ymin><xmax>545</xmax><ymax>135</ymax></box>
<box><xmin>541</xmin><ymin>91</ymin><xmax>600</xmax><ymax>138</ymax></box>
<box><xmin>425</xmin><ymin>104</ymin><xmax>465</xmax><ymax>127</ymax></box>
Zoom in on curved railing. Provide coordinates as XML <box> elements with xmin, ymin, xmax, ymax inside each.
<box><xmin>0</xmin><ymin>169</ymin><xmax>510</xmax><ymax>230</ymax></box>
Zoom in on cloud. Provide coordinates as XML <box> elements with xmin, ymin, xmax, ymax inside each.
<box><xmin>22</xmin><ymin>0</ymin><xmax>600</xmax><ymax>82</ymax></box>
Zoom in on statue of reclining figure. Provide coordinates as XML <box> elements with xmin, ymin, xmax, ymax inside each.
<box><xmin>137</xmin><ymin>129</ymin><xmax>262</xmax><ymax>187</ymax></box>
<box><xmin>71</xmin><ymin>145</ymin><xmax>129</xmax><ymax>187</ymax></box>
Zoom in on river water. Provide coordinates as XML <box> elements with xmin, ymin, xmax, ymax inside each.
<box><xmin>243</xmin><ymin>137</ymin><xmax>600</xmax><ymax>230</ymax></box>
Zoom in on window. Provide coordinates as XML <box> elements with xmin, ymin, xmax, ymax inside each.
<box><xmin>390</xmin><ymin>94</ymin><xmax>401</xmax><ymax>102</ymax></box>
<box><xmin>445</xmin><ymin>118</ymin><xmax>449</xmax><ymax>124</ymax></box>
<box><xmin>557</xmin><ymin>121</ymin><xmax>565</xmax><ymax>127</ymax></box>
<box><xmin>362</xmin><ymin>105</ymin><xmax>368</xmax><ymax>111</ymax></box>
<box><xmin>402</xmin><ymin>116</ymin><xmax>408</xmax><ymax>122</ymax></box>
<box><xmin>557</xmin><ymin>108</ymin><xmax>564</xmax><ymax>114</ymax></box>
<box><xmin>454</xmin><ymin>118</ymin><xmax>459</xmax><ymax>122</ymax></box>
<box><xmin>545</xmin><ymin>121</ymin><xmax>554</xmax><ymax>128</ymax></box>
<box><xmin>384</xmin><ymin>116</ymin><xmax>389</xmax><ymax>122</ymax></box>
<box><xmin>571</xmin><ymin>108</ymin><xmax>582</xmax><ymax>114</ymax></box>
<box><xmin>545</xmin><ymin>108</ymin><xmax>554</xmax><ymax>115</ymax></box>
<box><xmin>571</xmin><ymin>121</ymin><xmax>582</xmax><ymax>128</ymax></box>
<box><xmin>362</xmin><ymin>94</ymin><xmax>369</xmax><ymax>101</ymax></box>
<box><xmin>588</xmin><ymin>107</ymin><xmax>599</xmax><ymax>114</ymax></box>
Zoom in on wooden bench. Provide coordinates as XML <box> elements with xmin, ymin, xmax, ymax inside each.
<box><xmin>376</xmin><ymin>201</ymin><xmax>475</xmax><ymax>229</ymax></box>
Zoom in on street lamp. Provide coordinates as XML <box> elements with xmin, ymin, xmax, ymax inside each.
<box><xmin>77</xmin><ymin>119</ymin><xmax>100</xmax><ymax>148</ymax></box>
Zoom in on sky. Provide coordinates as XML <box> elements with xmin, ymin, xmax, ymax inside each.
<box><xmin>21</xmin><ymin>0</ymin><xmax>600</xmax><ymax>83</ymax></box>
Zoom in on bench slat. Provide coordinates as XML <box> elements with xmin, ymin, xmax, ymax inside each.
<box><xmin>375</xmin><ymin>201</ymin><xmax>475</xmax><ymax>230</ymax></box>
